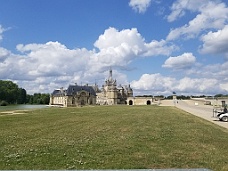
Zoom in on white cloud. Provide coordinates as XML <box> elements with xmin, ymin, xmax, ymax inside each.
<box><xmin>0</xmin><ymin>25</ymin><xmax>6</xmax><ymax>41</ymax></box>
<box><xmin>2</xmin><ymin>27</ymin><xmax>175</xmax><ymax>93</ymax></box>
<box><xmin>200</xmin><ymin>25</ymin><xmax>228</xmax><ymax>58</ymax></box>
<box><xmin>220</xmin><ymin>83</ymin><xmax>228</xmax><ymax>92</ymax></box>
<box><xmin>1</xmin><ymin>24</ymin><xmax>227</xmax><ymax>96</ymax></box>
<box><xmin>1</xmin><ymin>37</ymin><xmax>227</xmax><ymax>95</ymax></box>
<box><xmin>0</xmin><ymin>47</ymin><xmax>10</xmax><ymax>62</ymax></box>
<box><xmin>94</xmin><ymin>27</ymin><xmax>176</xmax><ymax>62</ymax></box>
<box><xmin>166</xmin><ymin>1</ymin><xmax>228</xmax><ymax>40</ymax></box>
<box><xmin>167</xmin><ymin>0</ymin><xmax>209</xmax><ymax>22</ymax></box>
<box><xmin>93</xmin><ymin>27</ymin><xmax>144</xmax><ymax>67</ymax></box>
<box><xmin>0</xmin><ymin>41</ymin><xmax>96</xmax><ymax>93</ymax></box>
<box><xmin>16</xmin><ymin>41</ymin><xmax>92</xmax><ymax>77</ymax></box>
<box><xmin>90</xmin><ymin>27</ymin><xmax>176</xmax><ymax>80</ymax></box>
<box><xmin>131</xmin><ymin>73</ymin><xmax>227</xmax><ymax>96</ymax></box>
<box><xmin>176</xmin><ymin>77</ymin><xmax>226</xmax><ymax>95</ymax></box>
<box><xmin>131</xmin><ymin>73</ymin><xmax>176</xmax><ymax>95</ymax></box>
<box><xmin>129</xmin><ymin>0</ymin><xmax>151</xmax><ymax>13</ymax></box>
<box><xmin>162</xmin><ymin>53</ymin><xmax>196</xmax><ymax>69</ymax></box>
<box><xmin>180</xmin><ymin>59</ymin><xmax>228</xmax><ymax>91</ymax></box>
<box><xmin>95</xmin><ymin>27</ymin><xmax>144</xmax><ymax>50</ymax></box>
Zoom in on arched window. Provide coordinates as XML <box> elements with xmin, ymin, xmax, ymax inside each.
<box><xmin>129</xmin><ymin>100</ymin><xmax>133</xmax><ymax>105</ymax></box>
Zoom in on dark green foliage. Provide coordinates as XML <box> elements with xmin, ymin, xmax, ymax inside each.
<box><xmin>26</xmin><ymin>94</ymin><xmax>33</xmax><ymax>104</ymax></box>
<box><xmin>0</xmin><ymin>80</ymin><xmax>49</xmax><ymax>105</ymax></box>
<box><xmin>166</xmin><ymin>95</ymin><xmax>191</xmax><ymax>99</ymax></box>
<box><xmin>26</xmin><ymin>93</ymin><xmax>50</xmax><ymax>104</ymax></box>
<box><xmin>17</xmin><ymin>88</ymin><xmax>27</xmax><ymax>104</ymax></box>
<box><xmin>0</xmin><ymin>100</ymin><xmax>8</xmax><ymax>106</ymax></box>
<box><xmin>215</xmin><ymin>94</ymin><xmax>228</xmax><ymax>97</ymax></box>
<box><xmin>177</xmin><ymin>95</ymin><xmax>191</xmax><ymax>99</ymax></box>
<box><xmin>0</xmin><ymin>80</ymin><xmax>27</xmax><ymax>104</ymax></box>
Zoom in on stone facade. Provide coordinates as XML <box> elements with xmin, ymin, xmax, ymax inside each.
<box><xmin>50</xmin><ymin>69</ymin><xmax>159</xmax><ymax>107</ymax></box>
<box><xmin>191</xmin><ymin>97</ymin><xmax>228</xmax><ymax>107</ymax></box>
<box><xmin>49</xmin><ymin>85</ymin><xmax>96</xmax><ymax>107</ymax></box>
<box><xmin>50</xmin><ymin>69</ymin><xmax>134</xmax><ymax>107</ymax></box>
<box><xmin>127</xmin><ymin>96</ymin><xmax>155</xmax><ymax>105</ymax></box>
<box><xmin>96</xmin><ymin>69</ymin><xmax>133</xmax><ymax>105</ymax></box>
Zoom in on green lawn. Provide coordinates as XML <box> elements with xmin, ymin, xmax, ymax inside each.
<box><xmin>0</xmin><ymin>105</ymin><xmax>227</xmax><ymax>170</ymax></box>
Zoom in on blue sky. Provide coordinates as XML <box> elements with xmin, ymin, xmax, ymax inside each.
<box><xmin>0</xmin><ymin>0</ymin><xmax>228</xmax><ymax>96</ymax></box>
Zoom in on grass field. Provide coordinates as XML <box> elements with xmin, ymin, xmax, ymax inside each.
<box><xmin>0</xmin><ymin>105</ymin><xmax>227</xmax><ymax>170</ymax></box>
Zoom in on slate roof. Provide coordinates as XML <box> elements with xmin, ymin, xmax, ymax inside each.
<box><xmin>51</xmin><ymin>89</ymin><xmax>66</xmax><ymax>96</ymax></box>
<box><xmin>51</xmin><ymin>85</ymin><xmax>96</xmax><ymax>96</ymax></box>
<box><xmin>66</xmin><ymin>85</ymin><xmax>96</xmax><ymax>96</ymax></box>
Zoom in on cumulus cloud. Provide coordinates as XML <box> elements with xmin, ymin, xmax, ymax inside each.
<box><xmin>95</xmin><ymin>27</ymin><xmax>144</xmax><ymax>50</ymax></box>
<box><xmin>200</xmin><ymin>25</ymin><xmax>228</xmax><ymax>58</ymax></box>
<box><xmin>162</xmin><ymin>53</ymin><xmax>196</xmax><ymax>69</ymax></box>
<box><xmin>93</xmin><ymin>27</ymin><xmax>144</xmax><ymax>66</ymax></box>
<box><xmin>131</xmin><ymin>73</ymin><xmax>176</xmax><ymax>94</ymax></box>
<box><xmin>1</xmin><ymin>24</ymin><xmax>227</xmax><ymax>96</ymax></box>
<box><xmin>167</xmin><ymin>1</ymin><xmax>228</xmax><ymax>40</ymax></box>
<box><xmin>16</xmin><ymin>41</ymin><xmax>92</xmax><ymax>77</ymax></box>
<box><xmin>176</xmin><ymin>77</ymin><xmax>222</xmax><ymax>95</ymax></box>
<box><xmin>89</xmin><ymin>27</ymin><xmax>176</xmax><ymax>79</ymax></box>
<box><xmin>94</xmin><ymin>27</ymin><xmax>176</xmax><ymax>61</ymax></box>
<box><xmin>131</xmin><ymin>73</ymin><xmax>227</xmax><ymax>96</ymax></box>
<box><xmin>0</xmin><ymin>41</ymin><xmax>95</xmax><ymax>93</ymax></box>
<box><xmin>129</xmin><ymin>0</ymin><xmax>151</xmax><ymax>13</ymax></box>
<box><xmin>1</xmin><ymin>27</ymin><xmax>177</xmax><ymax>94</ymax></box>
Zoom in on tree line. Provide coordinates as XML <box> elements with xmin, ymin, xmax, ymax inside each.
<box><xmin>0</xmin><ymin>80</ymin><xmax>50</xmax><ymax>106</ymax></box>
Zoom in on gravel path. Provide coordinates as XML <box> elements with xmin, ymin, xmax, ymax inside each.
<box><xmin>161</xmin><ymin>100</ymin><xmax>228</xmax><ymax>129</ymax></box>
<box><xmin>0</xmin><ymin>110</ymin><xmax>28</xmax><ymax>116</ymax></box>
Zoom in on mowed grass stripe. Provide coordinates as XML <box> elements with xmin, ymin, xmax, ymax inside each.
<box><xmin>0</xmin><ymin>105</ymin><xmax>227</xmax><ymax>170</ymax></box>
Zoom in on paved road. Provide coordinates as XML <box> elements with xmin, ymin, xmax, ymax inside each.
<box><xmin>161</xmin><ymin>100</ymin><xmax>228</xmax><ymax>129</ymax></box>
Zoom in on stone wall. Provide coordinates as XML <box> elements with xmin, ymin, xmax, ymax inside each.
<box><xmin>127</xmin><ymin>97</ymin><xmax>154</xmax><ymax>105</ymax></box>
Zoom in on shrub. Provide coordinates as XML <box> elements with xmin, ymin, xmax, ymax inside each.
<box><xmin>0</xmin><ymin>100</ymin><xmax>8</xmax><ymax>106</ymax></box>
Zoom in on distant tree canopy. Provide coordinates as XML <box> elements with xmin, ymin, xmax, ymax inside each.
<box><xmin>214</xmin><ymin>94</ymin><xmax>228</xmax><ymax>97</ymax></box>
<box><xmin>0</xmin><ymin>80</ymin><xmax>27</xmax><ymax>105</ymax></box>
<box><xmin>26</xmin><ymin>93</ymin><xmax>50</xmax><ymax>104</ymax></box>
<box><xmin>0</xmin><ymin>80</ymin><xmax>50</xmax><ymax>105</ymax></box>
<box><xmin>165</xmin><ymin>95</ymin><xmax>191</xmax><ymax>100</ymax></box>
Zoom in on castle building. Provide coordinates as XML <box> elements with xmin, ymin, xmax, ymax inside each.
<box><xmin>96</xmin><ymin>69</ymin><xmax>133</xmax><ymax>105</ymax></box>
<box><xmin>49</xmin><ymin>69</ymin><xmax>133</xmax><ymax>107</ymax></box>
<box><xmin>49</xmin><ymin>84</ymin><xmax>96</xmax><ymax>107</ymax></box>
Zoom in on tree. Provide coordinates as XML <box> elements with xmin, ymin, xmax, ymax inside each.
<box><xmin>26</xmin><ymin>93</ymin><xmax>50</xmax><ymax>104</ymax></box>
<box><xmin>41</xmin><ymin>93</ymin><xmax>50</xmax><ymax>104</ymax></box>
<box><xmin>26</xmin><ymin>94</ymin><xmax>34</xmax><ymax>104</ymax></box>
<box><xmin>0</xmin><ymin>80</ymin><xmax>50</xmax><ymax>105</ymax></box>
<box><xmin>0</xmin><ymin>80</ymin><xmax>21</xmax><ymax>104</ymax></box>
<box><xmin>215</xmin><ymin>94</ymin><xmax>223</xmax><ymax>97</ymax></box>
<box><xmin>33</xmin><ymin>93</ymin><xmax>41</xmax><ymax>104</ymax></box>
<box><xmin>17</xmin><ymin>88</ymin><xmax>27</xmax><ymax>104</ymax></box>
